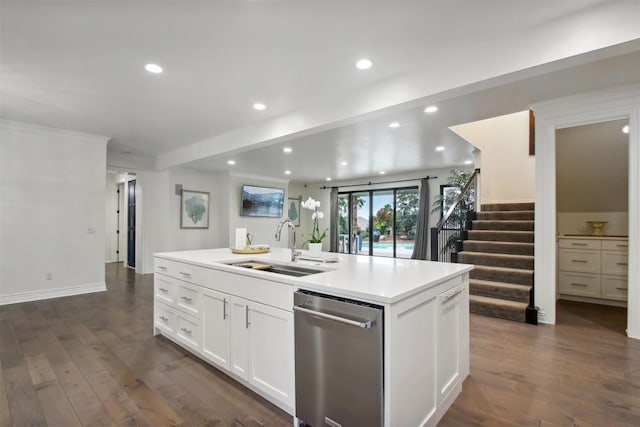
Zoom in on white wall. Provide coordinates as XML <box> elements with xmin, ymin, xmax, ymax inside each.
<box><xmin>0</xmin><ymin>120</ymin><xmax>109</xmax><ymax>304</ymax></box>
<box><xmin>227</xmin><ymin>173</ymin><xmax>290</xmax><ymax>249</ymax></box>
<box><xmin>451</xmin><ymin>110</ymin><xmax>534</xmax><ymax>205</ymax></box>
<box><xmin>532</xmin><ymin>84</ymin><xmax>640</xmax><ymax>339</ymax></box>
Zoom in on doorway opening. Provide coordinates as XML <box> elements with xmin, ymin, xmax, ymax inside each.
<box><xmin>555</xmin><ymin>119</ymin><xmax>629</xmax><ymax>333</ymax></box>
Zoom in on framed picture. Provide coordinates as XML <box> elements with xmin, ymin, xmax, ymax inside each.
<box><xmin>240</xmin><ymin>184</ymin><xmax>285</xmax><ymax>217</ymax></box>
<box><xmin>181</xmin><ymin>190</ymin><xmax>209</xmax><ymax>229</ymax></box>
<box><xmin>287</xmin><ymin>196</ymin><xmax>301</xmax><ymax>227</ymax></box>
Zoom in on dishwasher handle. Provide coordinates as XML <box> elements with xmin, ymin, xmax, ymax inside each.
<box><xmin>293</xmin><ymin>305</ymin><xmax>372</xmax><ymax>329</ymax></box>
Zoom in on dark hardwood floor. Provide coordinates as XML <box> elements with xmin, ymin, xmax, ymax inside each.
<box><xmin>1</xmin><ymin>263</ymin><xmax>639</xmax><ymax>426</ymax></box>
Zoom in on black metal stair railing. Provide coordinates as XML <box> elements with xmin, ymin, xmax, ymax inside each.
<box><xmin>430</xmin><ymin>169</ymin><xmax>479</xmax><ymax>262</ymax></box>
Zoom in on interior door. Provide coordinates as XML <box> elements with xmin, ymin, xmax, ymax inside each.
<box><xmin>127</xmin><ymin>180</ymin><xmax>136</xmax><ymax>268</ymax></box>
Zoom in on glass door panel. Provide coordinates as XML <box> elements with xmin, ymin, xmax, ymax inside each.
<box><xmin>372</xmin><ymin>190</ymin><xmax>394</xmax><ymax>258</ymax></box>
<box><xmin>395</xmin><ymin>188</ymin><xmax>419</xmax><ymax>259</ymax></box>
<box><xmin>352</xmin><ymin>192</ymin><xmax>370</xmax><ymax>255</ymax></box>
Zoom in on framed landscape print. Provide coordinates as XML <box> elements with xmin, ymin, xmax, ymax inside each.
<box><xmin>181</xmin><ymin>190</ymin><xmax>209</xmax><ymax>229</ymax></box>
<box><xmin>240</xmin><ymin>184</ymin><xmax>285</xmax><ymax>217</ymax></box>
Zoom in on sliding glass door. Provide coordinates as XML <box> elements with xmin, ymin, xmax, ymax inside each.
<box><xmin>338</xmin><ymin>186</ymin><xmax>418</xmax><ymax>258</ymax></box>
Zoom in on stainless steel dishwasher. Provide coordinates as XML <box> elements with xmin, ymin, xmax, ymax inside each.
<box><xmin>293</xmin><ymin>289</ymin><xmax>384</xmax><ymax>427</ymax></box>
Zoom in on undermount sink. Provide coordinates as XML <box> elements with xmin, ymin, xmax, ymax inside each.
<box><xmin>224</xmin><ymin>260</ymin><xmax>325</xmax><ymax>277</ymax></box>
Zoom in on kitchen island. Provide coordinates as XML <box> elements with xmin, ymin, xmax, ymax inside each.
<box><xmin>153</xmin><ymin>248</ymin><xmax>473</xmax><ymax>426</ymax></box>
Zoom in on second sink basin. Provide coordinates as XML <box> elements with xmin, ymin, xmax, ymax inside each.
<box><xmin>225</xmin><ymin>260</ymin><xmax>325</xmax><ymax>277</ymax></box>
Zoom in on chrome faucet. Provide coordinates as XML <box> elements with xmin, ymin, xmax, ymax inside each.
<box><xmin>275</xmin><ymin>218</ymin><xmax>301</xmax><ymax>262</ymax></box>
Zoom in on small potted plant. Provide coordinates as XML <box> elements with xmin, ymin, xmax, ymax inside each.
<box><xmin>301</xmin><ymin>196</ymin><xmax>328</xmax><ymax>257</ymax></box>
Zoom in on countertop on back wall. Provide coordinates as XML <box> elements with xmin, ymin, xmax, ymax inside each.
<box><xmin>155</xmin><ymin>247</ymin><xmax>473</xmax><ymax>304</ymax></box>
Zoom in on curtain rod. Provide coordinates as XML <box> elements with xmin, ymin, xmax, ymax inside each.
<box><xmin>319</xmin><ymin>175</ymin><xmax>436</xmax><ymax>190</ymax></box>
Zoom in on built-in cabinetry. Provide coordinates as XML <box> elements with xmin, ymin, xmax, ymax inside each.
<box><xmin>557</xmin><ymin>237</ymin><xmax>628</xmax><ymax>304</ymax></box>
<box><xmin>154</xmin><ymin>248</ymin><xmax>472</xmax><ymax>427</ymax></box>
<box><xmin>153</xmin><ymin>258</ymin><xmax>294</xmax><ymax>413</ymax></box>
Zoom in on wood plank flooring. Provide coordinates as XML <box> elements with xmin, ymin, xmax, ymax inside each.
<box><xmin>1</xmin><ymin>263</ymin><xmax>639</xmax><ymax>426</ymax></box>
<box><xmin>0</xmin><ymin>264</ymin><xmax>291</xmax><ymax>427</ymax></box>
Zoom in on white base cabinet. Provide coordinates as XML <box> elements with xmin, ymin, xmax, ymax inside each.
<box><xmin>153</xmin><ymin>259</ymin><xmax>294</xmax><ymax>413</ymax></box>
<box><xmin>557</xmin><ymin>237</ymin><xmax>628</xmax><ymax>305</ymax></box>
<box><xmin>385</xmin><ymin>275</ymin><xmax>469</xmax><ymax>427</ymax></box>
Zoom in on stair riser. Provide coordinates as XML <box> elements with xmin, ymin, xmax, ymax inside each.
<box><xmin>470</xmin><ymin>268</ymin><xmax>533</xmax><ymax>286</ymax></box>
<box><xmin>467</xmin><ymin>231</ymin><xmax>534</xmax><ymax>243</ymax></box>
<box><xmin>470</xmin><ymin>283</ymin><xmax>530</xmax><ymax>303</ymax></box>
<box><xmin>470</xmin><ymin>300</ymin><xmax>526</xmax><ymax>322</ymax></box>
<box><xmin>476</xmin><ymin>211</ymin><xmax>534</xmax><ymax>220</ymax></box>
<box><xmin>459</xmin><ymin>254</ymin><xmax>533</xmax><ymax>270</ymax></box>
<box><xmin>463</xmin><ymin>241</ymin><xmax>534</xmax><ymax>256</ymax></box>
<box><xmin>481</xmin><ymin>202</ymin><xmax>535</xmax><ymax>211</ymax></box>
<box><xmin>472</xmin><ymin>221</ymin><xmax>534</xmax><ymax>231</ymax></box>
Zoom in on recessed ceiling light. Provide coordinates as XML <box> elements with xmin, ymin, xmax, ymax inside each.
<box><xmin>341</xmin><ymin>161</ymin><xmax>348</xmax><ymax>166</ymax></box>
<box><xmin>622</xmin><ymin>125</ymin><xmax>629</xmax><ymax>134</ymax></box>
<box><xmin>326</xmin><ymin>177</ymin><xmax>332</xmax><ymax>181</ymax></box>
<box><xmin>145</xmin><ymin>63</ymin><xmax>163</xmax><ymax>74</ymax></box>
<box><xmin>389</xmin><ymin>122</ymin><xmax>400</xmax><ymax>129</ymax></box>
<box><xmin>253</xmin><ymin>103</ymin><xmax>266</xmax><ymax>111</ymax></box>
<box><xmin>379</xmin><ymin>171</ymin><xmax>386</xmax><ymax>175</ymax></box>
<box><xmin>464</xmin><ymin>160</ymin><xmax>473</xmax><ymax>165</ymax></box>
<box><xmin>283</xmin><ymin>147</ymin><xmax>292</xmax><ymax>153</ymax></box>
<box><xmin>435</xmin><ymin>146</ymin><xmax>445</xmax><ymax>152</ymax></box>
<box><xmin>356</xmin><ymin>58</ymin><xmax>373</xmax><ymax>70</ymax></box>
<box><xmin>227</xmin><ymin>160</ymin><xmax>236</xmax><ymax>165</ymax></box>
<box><xmin>424</xmin><ymin>105</ymin><xmax>438</xmax><ymax>113</ymax></box>
<box><xmin>284</xmin><ymin>170</ymin><xmax>291</xmax><ymax>175</ymax></box>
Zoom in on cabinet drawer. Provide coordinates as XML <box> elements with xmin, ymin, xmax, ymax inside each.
<box><xmin>558</xmin><ymin>249</ymin><xmax>601</xmax><ymax>273</ymax></box>
<box><xmin>177</xmin><ymin>281</ymin><xmax>202</xmax><ymax>317</ymax></box>
<box><xmin>558</xmin><ymin>272</ymin><xmax>600</xmax><ymax>297</ymax></box>
<box><xmin>176</xmin><ymin>313</ymin><xmax>201</xmax><ymax>351</ymax></box>
<box><xmin>558</xmin><ymin>239</ymin><xmax>601</xmax><ymax>250</ymax></box>
<box><xmin>155</xmin><ymin>274</ymin><xmax>176</xmax><ymax>304</ymax></box>
<box><xmin>602</xmin><ymin>240</ymin><xmax>629</xmax><ymax>252</ymax></box>
<box><xmin>155</xmin><ymin>302</ymin><xmax>177</xmax><ymax>335</ymax></box>
<box><xmin>602</xmin><ymin>252</ymin><xmax>628</xmax><ymax>276</ymax></box>
<box><xmin>155</xmin><ymin>258</ymin><xmax>210</xmax><ymax>284</ymax></box>
<box><xmin>601</xmin><ymin>276</ymin><xmax>628</xmax><ymax>301</ymax></box>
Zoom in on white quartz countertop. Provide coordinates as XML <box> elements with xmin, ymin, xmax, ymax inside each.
<box><xmin>155</xmin><ymin>248</ymin><xmax>473</xmax><ymax>304</ymax></box>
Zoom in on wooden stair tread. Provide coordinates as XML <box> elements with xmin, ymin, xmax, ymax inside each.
<box><xmin>472</xmin><ymin>264</ymin><xmax>533</xmax><ymax>274</ymax></box>
<box><xmin>470</xmin><ymin>294</ymin><xmax>528</xmax><ymax>309</ymax></box>
<box><xmin>459</xmin><ymin>251</ymin><xmax>533</xmax><ymax>260</ymax></box>
<box><xmin>464</xmin><ymin>240</ymin><xmax>534</xmax><ymax>246</ymax></box>
<box><xmin>470</xmin><ymin>278</ymin><xmax>532</xmax><ymax>291</ymax></box>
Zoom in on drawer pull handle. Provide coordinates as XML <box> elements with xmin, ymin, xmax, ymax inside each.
<box><xmin>571</xmin><ymin>259</ymin><xmax>588</xmax><ymax>263</ymax></box>
<box><xmin>616</xmin><ymin>262</ymin><xmax>628</xmax><ymax>266</ymax></box>
<box><xmin>159</xmin><ymin>287</ymin><xmax>168</xmax><ymax>292</ymax></box>
<box><xmin>616</xmin><ymin>287</ymin><xmax>628</xmax><ymax>291</ymax></box>
<box><xmin>180</xmin><ymin>327</ymin><xmax>192</xmax><ymax>334</ymax></box>
<box><xmin>571</xmin><ymin>283</ymin><xmax>588</xmax><ymax>287</ymax></box>
<box><xmin>616</xmin><ymin>244</ymin><xmax>628</xmax><ymax>248</ymax></box>
<box><xmin>443</xmin><ymin>289</ymin><xmax>463</xmax><ymax>303</ymax></box>
<box><xmin>571</xmin><ymin>243</ymin><xmax>588</xmax><ymax>246</ymax></box>
<box><xmin>223</xmin><ymin>298</ymin><xmax>228</xmax><ymax>320</ymax></box>
<box><xmin>159</xmin><ymin>315</ymin><xmax>169</xmax><ymax>321</ymax></box>
<box><xmin>157</xmin><ymin>266</ymin><xmax>168</xmax><ymax>270</ymax></box>
<box><xmin>181</xmin><ymin>296</ymin><xmax>193</xmax><ymax>302</ymax></box>
<box><xmin>180</xmin><ymin>271</ymin><xmax>191</xmax><ymax>277</ymax></box>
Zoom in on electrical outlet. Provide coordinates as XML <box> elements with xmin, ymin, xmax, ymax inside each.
<box><xmin>45</xmin><ymin>273</ymin><xmax>52</xmax><ymax>280</ymax></box>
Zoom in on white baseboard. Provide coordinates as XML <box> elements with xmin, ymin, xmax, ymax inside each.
<box><xmin>0</xmin><ymin>282</ymin><xmax>107</xmax><ymax>306</ymax></box>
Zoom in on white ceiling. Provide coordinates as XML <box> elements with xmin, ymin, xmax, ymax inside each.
<box><xmin>1</xmin><ymin>0</ymin><xmax>639</xmax><ymax>183</ymax></box>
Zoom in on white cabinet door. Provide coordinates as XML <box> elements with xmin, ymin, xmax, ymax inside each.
<box><xmin>230</xmin><ymin>297</ymin><xmax>250</xmax><ymax>381</ymax></box>
<box><xmin>437</xmin><ymin>284</ymin><xmax>464</xmax><ymax>404</ymax></box>
<box><xmin>247</xmin><ymin>301</ymin><xmax>295</xmax><ymax>409</ymax></box>
<box><xmin>201</xmin><ymin>288</ymin><xmax>231</xmax><ymax>370</ymax></box>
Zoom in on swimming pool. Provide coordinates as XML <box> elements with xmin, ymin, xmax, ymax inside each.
<box><xmin>361</xmin><ymin>242</ymin><xmax>415</xmax><ymax>250</ymax></box>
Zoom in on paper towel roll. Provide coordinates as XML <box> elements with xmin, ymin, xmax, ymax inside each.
<box><xmin>235</xmin><ymin>228</ymin><xmax>247</xmax><ymax>249</ymax></box>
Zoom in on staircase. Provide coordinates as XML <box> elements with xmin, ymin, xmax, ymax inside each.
<box><xmin>458</xmin><ymin>202</ymin><xmax>537</xmax><ymax>324</ymax></box>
